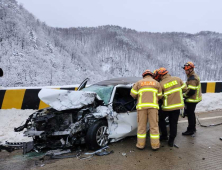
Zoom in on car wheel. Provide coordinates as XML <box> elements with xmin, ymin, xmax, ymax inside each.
<box><xmin>86</xmin><ymin>119</ymin><xmax>109</xmax><ymax>150</ymax></box>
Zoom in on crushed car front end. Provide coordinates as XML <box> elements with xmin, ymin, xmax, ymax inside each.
<box><xmin>15</xmin><ymin>85</ymin><xmax>114</xmax><ymax>152</ymax></box>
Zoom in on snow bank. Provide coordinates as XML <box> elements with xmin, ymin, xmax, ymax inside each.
<box><xmin>0</xmin><ymin>109</ymin><xmax>33</xmax><ymax>144</ymax></box>
<box><xmin>196</xmin><ymin>93</ymin><xmax>222</xmax><ymax>113</ymax></box>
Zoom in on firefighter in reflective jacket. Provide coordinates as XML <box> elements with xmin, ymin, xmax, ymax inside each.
<box><xmin>130</xmin><ymin>70</ymin><xmax>162</xmax><ymax>150</ymax></box>
<box><xmin>182</xmin><ymin>62</ymin><xmax>202</xmax><ymax>136</ymax></box>
<box><xmin>153</xmin><ymin>68</ymin><xmax>187</xmax><ymax>147</ymax></box>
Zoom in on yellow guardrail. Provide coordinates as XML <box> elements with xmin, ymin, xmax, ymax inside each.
<box><xmin>0</xmin><ymin>82</ymin><xmax>221</xmax><ymax>110</ymax></box>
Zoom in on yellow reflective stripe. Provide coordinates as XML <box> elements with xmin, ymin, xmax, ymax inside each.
<box><xmin>196</xmin><ymin>83</ymin><xmax>201</xmax><ymax>100</ymax></box>
<box><xmin>196</xmin><ymin>86</ymin><xmax>199</xmax><ymax>100</ymax></box>
<box><xmin>164</xmin><ymin>80</ymin><xmax>178</xmax><ymax>89</ymax></box>
<box><xmin>164</xmin><ymin>87</ymin><xmax>181</xmax><ymax>95</ymax></box>
<box><xmin>188</xmin><ymin>85</ymin><xmax>198</xmax><ymax>90</ymax></box>
<box><xmin>163</xmin><ymin>85</ymin><xmax>185</xmax><ymax>108</ymax></box>
<box><xmin>164</xmin><ymin>95</ymin><xmax>168</xmax><ymax>106</ymax></box>
<box><xmin>181</xmin><ymin>83</ymin><xmax>186</xmax><ymax>89</ymax></box>
<box><xmin>186</xmin><ymin>76</ymin><xmax>201</xmax><ymax>103</ymax></box>
<box><xmin>150</xmin><ymin>134</ymin><xmax>160</xmax><ymax>139</ymax></box>
<box><xmin>138</xmin><ymin>88</ymin><xmax>158</xmax><ymax>93</ymax></box>
<box><xmin>131</xmin><ymin>88</ymin><xmax>138</xmax><ymax>95</ymax></box>
<box><xmin>163</xmin><ymin>87</ymin><xmax>184</xmax><ymax>109</ymax></box>
<box><xmin>157</xmin><ymin>92</ymin><xmax>162</xmax><ymax>96</ymax></box>
<box><xmin>136</xmin><ymin>103</ymin><xmax>159</xmax><ymax>109</ymax></box>
<box><xmin>137</xmin><ymin>103</ymin><xmax>159</xmax><ymax>107</ymax></box>
<box><xmin>153</xmin><ymin>91</ymin><xmax>156</xmax><ymax>104</ymax></box>
<box><xmin>186</xmin><ymin>97</ymin><xmax>202</xmax><ymax>103</ymax></box>
<box><xmin>136</xmin><ymin>88</ymin><xmax>159</xmax><ymax>110</ymax></box>
<box><xmin>137</xmin><ymin>133</ymin><xmax>146</xmax><ymax>138</ymax></box>
<box><xmin>138</xmin><ymin>92</ymin><xmax>142</xmax><ymax>110</ymax></box>
<box><xmin>180</xmin><ymin>89</ymin><xmax>183</xmax><ymax>105</ymax></box>
<box><xmin>162</xmin><ymin>103</ymin><xmax>184</xmax><ymax>109</ymax></box>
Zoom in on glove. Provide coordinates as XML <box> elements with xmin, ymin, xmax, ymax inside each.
<box><xmin>180</xmin><ymin>108</ymin><xmax>186</xmax><ymax>118</ymax></box>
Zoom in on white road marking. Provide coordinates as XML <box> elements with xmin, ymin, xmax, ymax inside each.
<box><xmin>178</xmin><ymin>115</ymin><xmax>222</xmax><ymax>123</ymax></box>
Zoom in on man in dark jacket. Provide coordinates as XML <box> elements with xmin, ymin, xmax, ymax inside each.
<box><xmin>182</xmin><ymin>62</ymin><xmax>202</xmax><ymax>136</ymax></box>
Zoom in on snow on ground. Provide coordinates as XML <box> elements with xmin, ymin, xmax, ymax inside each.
<box><xmin>0</xmin><ymin>109</ymin><xmax>34</xmax><ymax>144</ymax></box>
<box><xmin>0</xmin><ymin>93</ymin><xmax>222</xmax><ymax>144</ymax></box>
<box><xmin>196</xmin><ymin>93</ymin><xmax>222</xmax><ymax>113</ymax></box>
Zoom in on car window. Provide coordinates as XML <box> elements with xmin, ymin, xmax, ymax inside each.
<box><xmin>113</xmin><ymin>87</ymin><xmax>137</xmax><ymax>113</ymax></box>
<box><xmin>81</xmin><ymin>85</ymin><xmax>114</xmax><ymax>104</ymax></box>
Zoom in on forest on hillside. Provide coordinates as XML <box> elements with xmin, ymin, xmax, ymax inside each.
<box><xmin>0</xmin><ymin>0</ymin><xmax>222</xmax><ymax>87</ymax></box>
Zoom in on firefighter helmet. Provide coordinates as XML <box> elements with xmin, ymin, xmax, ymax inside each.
<box><xmin>157</xmin><ymin>67</ymin><xmax>168</xmax><ymax>76</ymax></box>
<box><xmin>142</xmin><ymin>69</ymin><xmax>153</xmax><ymax>77</ymax></box>
<box><xmin>182</xmin><ymin>62</ymin><xmax>195</xmax><ymax>70</ymax></box>
<box><xmin>153</xmin><ymin>69</ymin><xmax>161</xmax><ymax>81</ymax></box>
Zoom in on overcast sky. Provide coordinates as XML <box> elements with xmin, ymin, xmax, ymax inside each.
<box><xmin>16</xmin><ymin>0</ymin><xmax>222</xmax><ymax>33</ymax></box>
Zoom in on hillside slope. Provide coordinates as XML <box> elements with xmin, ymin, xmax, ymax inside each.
<box><xmin>0</xmin><ymin>0</ymin><xmax>222</xmax><ymax>87</ymax></box>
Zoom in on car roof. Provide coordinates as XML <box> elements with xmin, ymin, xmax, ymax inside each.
<box><xmin>94</xmin><ymin>77</ymin><xmax>141</xmax><ymax>86</ymax></box>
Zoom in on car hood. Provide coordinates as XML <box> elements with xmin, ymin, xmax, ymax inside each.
<box><xmin>38</xmin><ymin>89</ymin><xmax>98</xmax><ymax>111</ymax></box>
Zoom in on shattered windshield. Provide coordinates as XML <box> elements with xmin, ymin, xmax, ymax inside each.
<box><xmin>81</xmin><ymin>85</ymin><xmax>114</xmax><ymax>104</ymax></box>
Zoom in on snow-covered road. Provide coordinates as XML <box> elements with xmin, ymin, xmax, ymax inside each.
<box><xmin>0</xmin><ymin>93</ymin><xmax>222</xmax><ymax>144</ymax></box>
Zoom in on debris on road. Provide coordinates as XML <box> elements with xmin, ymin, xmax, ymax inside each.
<box><xmin>45</xmin><ymin>149</ymin><xmax>71</xmax><ymax>156</ymax></box>
<box><xmin>95</xmin><ymin>150</ymin><xmax>114</xmax><ymax>156</ymax></box>
<box><xmin>23</xmin><ymin>141</ymin><xmax>34</xmax><ymax>154</ymax></box>
<box><xmin>84</xmin><ymin>146</ymin><xmax>109</xmax><ymax>155</ymax></box>
<box><xmin>174</xmin><ymin>144</ymin><xmax>179</xmax><ymax>148</ymax></box>
<box><xmin>40</xmin><ymin>145</ymin><xmax>113</xmax><ymax>160</ymax></box>
<box><xmin>77</xmin><ymin>154</ymin><xmax>94</xmax><ymax>160</ymax></box>
<box><xmin>122</xmin><ymin>152</ymin><xmax>126</xmax><ymax>156</ymax></box>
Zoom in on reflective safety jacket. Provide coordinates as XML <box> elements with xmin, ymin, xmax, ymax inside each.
<box><xmin>130</xmin><ymin>75</ymin><xmax>162</xmax><ymax>110</ymax></box>
<box><xmin>160</xmin><ymin>74</ymin><xmax>187</xmax><ymax>111</ymax></box>
<box><xmin>184</xmin><ymin>71</ymin><xmax>202</xmax><ymax>103</ymax></box>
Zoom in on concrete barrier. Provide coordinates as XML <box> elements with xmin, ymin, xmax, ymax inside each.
<box><xmin>0</xmin><ymin>87</ymin><xmax>78</xmax><ymax>110</ymax></box>
<box><xmin>0</xmin><ymin>82</ymin><xmax>221</xmax><ymax>110</ymax></box>
<box><xmin>201</xmin><ymin>82</ymin><xmax>222</xmax><ymax>93</ymax></box>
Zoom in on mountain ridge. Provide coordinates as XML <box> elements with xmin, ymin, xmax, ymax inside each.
<box><xmin>0</xmin><ymin>0</ymin><xmax>222</xmax><ymax>87</ymax></box>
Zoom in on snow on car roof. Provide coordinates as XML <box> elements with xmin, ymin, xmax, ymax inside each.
<box><xmin>95</xmin><ymin>77</ymin><xmax>141</xmax><ymax>86</ymax></box>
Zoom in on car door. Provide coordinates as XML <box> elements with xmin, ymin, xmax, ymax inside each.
<box><xmin>108</xmin><ymin>85</ymin><xmax>138</xmax><ymax>140</ymax></box>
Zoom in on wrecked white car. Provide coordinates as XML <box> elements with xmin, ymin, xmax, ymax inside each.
<box><xmin>15</xmin><ymin>77</ymin><xmax>145</xmax><ymax>152</ymax></box>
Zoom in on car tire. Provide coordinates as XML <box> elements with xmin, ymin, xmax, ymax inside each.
<box><xmin>86</xmin><ymin>119</ymin><xmax>109</xmax><ymax>150</ymax></box>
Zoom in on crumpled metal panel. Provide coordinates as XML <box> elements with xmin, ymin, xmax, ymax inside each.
<box><xmin>92</xmin><ymin>106</ymin><xmax>142</xmax><ymax>142</ymax></box>
<box><xmin>38</xmin><ymin>89</ymin><xmax>97</xmax><ymax>111</ymax></box>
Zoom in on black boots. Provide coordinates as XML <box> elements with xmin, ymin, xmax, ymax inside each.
<box><xmin>160</xmin><ymin>135</ymin><xmax>168</xmax><ymax>141</ymax></box>
<box><xmin>168</xmin><ymin>138</ymin><xmax>174</xmax><ymax>147</ymax></box>
<box><xmin>182</xmin><ymin>127</ymin><xmax>196</xmax><ymax>136</ymax></box>
<box><xmin>161</xmin><ymin>135</ymin><xmax>174</xmax><ymax>147</ymax></box>
<box><xmin>182</xmin><ymin>131</ymin><xmax>194</xmax><ymax>135</ymax></box>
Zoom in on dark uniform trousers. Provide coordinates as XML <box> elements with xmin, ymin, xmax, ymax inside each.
<box><xmin>159</xmin><ymin>110</ymin><xmax>180</xmax><ymax>140</ymax></box>
<box><xmin>185</xmin><ymin>102</ymin><xmax>197</xmax><ymax>132</ymax></box>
